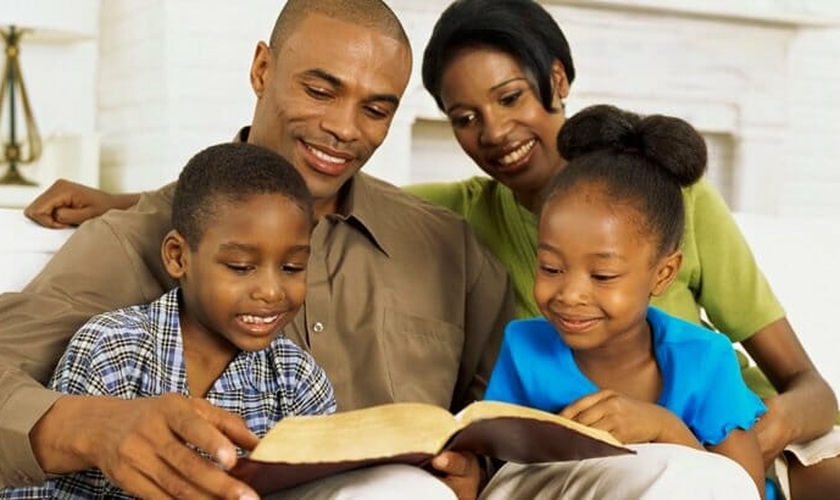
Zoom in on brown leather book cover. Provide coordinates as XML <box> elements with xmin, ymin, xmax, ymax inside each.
<box><xmin>229</xmin><ymin>401</ymin><xmax>633</xmax><ymax>496</ymax></box>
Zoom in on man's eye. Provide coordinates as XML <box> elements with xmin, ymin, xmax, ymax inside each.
<box><xmin>305</xmin><ymin>86</ymin><xmax>331</xmax><ymax>99</ymax></box>
<box><xmin>364</xmin><ymin>105</ymin><xmax>390</xmax><ymax>120</ymax></box>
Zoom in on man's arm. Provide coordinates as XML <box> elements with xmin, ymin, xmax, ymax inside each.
<box><xmin>451</xmin><ymin>226</ymin><xmax>514</xmax><ymax>412</ymax></box>
<box><xmin>24</xmin><ymin>179</ymin><xmax>141</xmax><ymax>228</ymax></box>
<box><xmin>0</xmin><ymin>187</ymin><xmax>171</xmax><ymax>486</ymax></box>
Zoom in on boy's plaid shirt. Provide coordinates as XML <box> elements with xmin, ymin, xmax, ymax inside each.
<box><xmin>0</xmin><ymin>288</ymin><xmax>336</xmax><ymax>499</ymax></box>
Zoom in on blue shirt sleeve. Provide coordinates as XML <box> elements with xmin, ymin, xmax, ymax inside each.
<box><xmin>678</xmin><ymin>333</ymin><xmax>767</xmax><ymax>445</ymax></box>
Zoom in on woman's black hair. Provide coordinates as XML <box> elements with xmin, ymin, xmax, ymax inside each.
<box><xmin>545</xmin><ymin>104</ymin><xmax>707</xmax><ymax>257</ymax></box>
<box><xmin>422</xmin><ymin>0</ymin><xmax>574</xmax><ymax>112</ymax></box>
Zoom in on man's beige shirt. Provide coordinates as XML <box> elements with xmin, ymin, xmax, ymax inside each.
<box><xmin>0</xmin><ymin>169</ymin><xmax>514</xmax><ymax>486</ymax></box>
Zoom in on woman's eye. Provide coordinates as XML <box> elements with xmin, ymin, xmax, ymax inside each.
<box><xmin>499</xmin><ymin>90</ymin><xmax>522</xmax><ymax>106</ymax></box>
<box><xmin>450</xmin><ymin>113</ymin><xmax>476</xmax><ymax>128</ymax></box>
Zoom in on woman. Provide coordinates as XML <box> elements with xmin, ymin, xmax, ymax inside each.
<box><xmin>407</xmin><ymin>0</ymin><xmax>839</xmax><ymax>498</ymax></box>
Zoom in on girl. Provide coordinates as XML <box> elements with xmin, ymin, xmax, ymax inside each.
<box><xmin>485</xmin><ymin>104</ymin><xmax>767</xmax><ymax>498</ymax></box>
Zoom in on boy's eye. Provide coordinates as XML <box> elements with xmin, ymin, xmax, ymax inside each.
<box><xmin>592</xmin><ymin>274</ymin><xmax>618</xmax><ymax>282</ymax></box>
<box><xmin>538</xmin><ymin>264</ymin><xmax>561</xmax><ymax>276</ymax></box>
<box><xmin>227</xmin><ymin>263</ymin><xmax>254</xmax><ymax>274</ymax></box>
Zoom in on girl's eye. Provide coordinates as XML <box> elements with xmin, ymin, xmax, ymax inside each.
<box><xmin>282</xmin><ymin>264</ymin><xmax>306</xmax><ymax>275</ymax></box>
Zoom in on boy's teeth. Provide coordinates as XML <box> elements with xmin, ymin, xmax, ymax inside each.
<box><xmin>241</xmin><ymin>314</ymin><xmax>278</xmax><ymax>324</ymax></box>
<box><xmin>499</xmin><ymin>140</ymin><xmax>535</xmax><ymax>166</ymax></box>
<box><xmin>309</xmin><ymin>146</ymin><xmax>346</xmax><ymax>164</ymax></box>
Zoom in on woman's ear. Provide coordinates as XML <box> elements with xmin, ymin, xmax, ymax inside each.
<box><xmin>162</xmin><ymin>229</ymin><xmax>190</xmax><ymax>280</ymax></box>
<box><xmin>551</xmin><ymin>60</ymin><xmax>571</xmax><ymax>101</ymax></box>
<box><xmin>651</xmin><ymin>250</ymin><xmax>682</xmax><ymax>297</ymax></box>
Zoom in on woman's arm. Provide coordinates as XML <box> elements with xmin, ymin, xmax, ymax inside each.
<box><xmin>708</xmin><ymin>428</ymin><xmax>766</xmax><ymax>499</ymax></box>
<box><xmin>742</xmin><ymin>318</ymin><xmax>838</xmax><ymax>465</ymax></box>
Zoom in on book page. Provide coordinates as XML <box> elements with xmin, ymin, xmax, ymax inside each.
<box><xmin>250</xmin><ymin>402</ymin><xmax>459</xmax><ymax>463</ymax></box>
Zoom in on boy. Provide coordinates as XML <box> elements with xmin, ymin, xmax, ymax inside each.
<box><xmin>1</xmin><ymin>142</ymin><xmax>335</xmax><ymax>499</ymax></box>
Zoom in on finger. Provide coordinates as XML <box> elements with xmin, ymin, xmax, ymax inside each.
<box><xmin>108</xmin><ymin>465</ymin><xmax>177</xmax><ymax>500</ymax></box>
<box><xmin>431</xmin><ymin>451</ymin><xmax>473</xmax><ymax>476</ymax></box>
<box><xmin>54</xmin><ymin>206</ymin><xmax>96</xmax><ymax>226</ymax></box>
<box><xmin>560</xmin><ymin>391</ymin><xmax>610</xmax><ymax>420</ymax></box>
<box><xmin>23</xmin><ymin>206</ymin><xmax>69</xmax><ymax>229</ymax></box>
<box><xmin>155</xmin><ymin>437</ymin><xmax>254</xmax><ymax>499</ymax></box>
<box><xmin>182</xmin><ymin>399</ymin><xmax>260</xmax><ymax>466</ymax></box>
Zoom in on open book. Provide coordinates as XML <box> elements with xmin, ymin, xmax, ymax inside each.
<box><xmin>229</xmin><ymin>400</ymin><xmax>633</xmax><ymax>495</ymax></box>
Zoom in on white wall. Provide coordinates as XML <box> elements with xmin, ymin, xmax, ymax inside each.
<box><xmin>88</xmin><ymin>0</ymin><xmax>840</xmax><ymax>217</ymax></box>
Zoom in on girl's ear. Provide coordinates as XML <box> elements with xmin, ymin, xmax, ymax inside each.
<box><xmin>162</xmin><ymin>229</ymin><xmax>190</xmax><ymax>280</ymax></box>
<box><xmin>651</xmin><ymin>250</ymin><xmax>682</xmax><ymax>297</ymax></box>
<box><xmin>551</xmin><ymin>60</ymin><xmax>571</xmax><ymax>101</ymax></box>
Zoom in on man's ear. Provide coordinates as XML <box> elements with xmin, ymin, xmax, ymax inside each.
<box><xmin>250</xmin><ymin>41</ymin><xmax>272</xmax><ymax>98</ymax></box>
<box><xmin>551</xmin><ymin>60</ymin><xmax>571</xmax><ymax>101</ymax></box>
<box><xmin>162</xmin><ymin>229</ymin><xmax>190</xmax><ymax>280</ymax></box>
<box><xmin>651</xmin><ymin>249</ymin><xmax>682</xmax><ymax>297</ymax></box>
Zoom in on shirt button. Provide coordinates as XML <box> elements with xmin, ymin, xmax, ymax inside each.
<box><xmin>312</xmin><ymin>321</ymin><xmax>325</xmax><ymax>333</ymax></box>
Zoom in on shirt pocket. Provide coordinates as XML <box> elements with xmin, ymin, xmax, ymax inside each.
<box><xmin>382</xmin><ymin>307</ymin><xmax>464</xmax><ymax>407</ymax></box>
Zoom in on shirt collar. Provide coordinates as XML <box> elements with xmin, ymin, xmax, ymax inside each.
<box><xmin>235</xmin><ymin>126</ymin><xmax>392</xmax><ymax>256</ymax></box>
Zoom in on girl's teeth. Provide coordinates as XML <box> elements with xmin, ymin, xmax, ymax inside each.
<box><xmin>499</xmin><ymin>140</ymin><xmax>535</xmax><ymax>166</ymax></box>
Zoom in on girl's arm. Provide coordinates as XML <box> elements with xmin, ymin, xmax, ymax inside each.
<box><xmin>707</xmin><ymin>428</ymin><xmax>766</xmax><ymax>499</ymax></box>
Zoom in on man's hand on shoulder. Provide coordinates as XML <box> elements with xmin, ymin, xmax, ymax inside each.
<box><xmin>24</xmin><ymin>179</ymin><xmax>139</xmax><ymax>228</ymax></box>
<box><xmin>30</xmin><ymin>393</ymin><xmax>261</xmax><ymax>499</ymax></box>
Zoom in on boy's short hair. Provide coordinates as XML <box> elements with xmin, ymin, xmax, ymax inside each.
<box><xmin>172</xmin><ymin>142</ymin><xmax>313</xmax><ymax>247</ymax></box>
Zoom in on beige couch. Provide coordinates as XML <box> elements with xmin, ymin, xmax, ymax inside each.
<box><xmin>0</xmin><ymin>207</ymin><xmax>837</xmax><ymax>395</ymax></box>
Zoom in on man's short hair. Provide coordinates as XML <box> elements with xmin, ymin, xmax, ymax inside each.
<box><xmin>269</xmin><ymin>0</ymin><xmax>409</xmax><ymax>51</ymax></box>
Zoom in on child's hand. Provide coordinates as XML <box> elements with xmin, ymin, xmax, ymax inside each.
<box><xmin>560</xmin><ymin>389</ymin><xmax>699</xmax><ymax>447</ymax></box>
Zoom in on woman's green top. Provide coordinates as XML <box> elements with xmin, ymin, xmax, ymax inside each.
<box><xmin>407</xmin><ymin>177</ymin><xmax>785</xmax><ymax>397</ymax></box>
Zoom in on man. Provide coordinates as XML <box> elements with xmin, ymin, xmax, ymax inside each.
<box><xmin>1</xmin><ymin>1</ymin><xmax>510</xmax><ymax>498</ymax></box>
